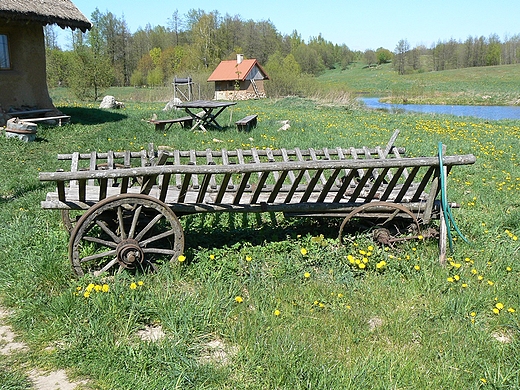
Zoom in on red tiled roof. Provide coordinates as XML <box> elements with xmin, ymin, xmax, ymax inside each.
<box><xmin>207</xmin><ymin>59</ymin><xmax>269</xmax><ymax>81</ymax></box>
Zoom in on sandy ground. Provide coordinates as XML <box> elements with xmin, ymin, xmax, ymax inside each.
<box><xmin>0</xmin><ymin>306</ymin><xmax>88</xmax><ymax>389</ymax></box>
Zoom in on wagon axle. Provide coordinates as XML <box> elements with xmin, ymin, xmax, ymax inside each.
<box><xmin>116</xmin><ymin>239</ymin><xmax>144</xmax><ymax>269</ymax></box>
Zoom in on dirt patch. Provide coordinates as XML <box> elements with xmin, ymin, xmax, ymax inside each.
<box><xmin>1</xmin><ymin>305</ymin><xmax>89</xmax><ymax>389</ymax></box>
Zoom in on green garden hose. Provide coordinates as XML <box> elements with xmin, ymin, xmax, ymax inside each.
<box><xmin>438</xmin><ymin>142</ymin><xmax>470</xmax><ymax>252</ymax></box>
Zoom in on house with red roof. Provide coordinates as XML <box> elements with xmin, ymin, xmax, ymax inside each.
<box><xmin>207</xmin><ymin>55</ymin><xmax>269</xmax><ymax>100</ymax></box>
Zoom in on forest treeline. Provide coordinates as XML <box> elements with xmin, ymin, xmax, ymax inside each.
<box><xmin>44</xmin><ymin>8</ymin><xmax>520</xmax><ymax>100</ymax></box>
<box><xmin>44</xmin><ymin>8</ymin><xmax>357</xmax><ymax>100</ymax></box>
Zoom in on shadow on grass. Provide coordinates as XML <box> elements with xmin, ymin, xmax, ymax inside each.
<box><xmin>58</xmin><ymin>107</ymin><xmax>127</xmax><ymax>125</ymax></box>
<box><xmin>182</xmin><ymin>212</ymin><xmax>343</xmax><ymax>251</ymax></box>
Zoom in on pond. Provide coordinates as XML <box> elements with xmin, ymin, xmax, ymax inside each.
<box><xmin>360</xmin><ymin>97</ymin><xmax>520</xmax><ymax>121</ymax></box>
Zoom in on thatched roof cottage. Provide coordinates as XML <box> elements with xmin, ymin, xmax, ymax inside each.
<box><xmin>0</xmin><ymin>0</ymin><xmax>91</xmax><ymax>124</ymax></box>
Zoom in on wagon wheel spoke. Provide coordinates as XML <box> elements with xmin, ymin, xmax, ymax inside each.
<box><xmin>96</xmin><ymin>219</ymin><xmax>121</xmax><ymax>243</ymax></box>
<box><xmin>128</xmin><ymin>205</ymin><xmax>143</xmax><ymax>239</ymax></box>
<box><xmin>82</xmin><ymin>235</ymin><xmax>118</xmax><ymax>248</ymax></box>
<box><xmin>69</xmin><ymin>194</ymin><xmax>184</xmax><ymax>277</ymax></box>
<box><xmin>80</xmin><ymin>250</ymin><xmax>118</xmax><ymax>263</ymax></box>
<box><xmin>93</xmin><ymin>258</ymin><xmax>119</xmax><ymax>277</ymax></box>
<box><xmin>135</xmin><ymin>214</ymin><xmax>164</xmax><ymax>241</ymax></box>
<box><xmin>143</xmin><ymin>248</ymin><xmax>178</xmax><ymax>255</ymax></box>
<box><xmin>117</xmin><ymin>205</ymin><xmax>127</xmax><ymax>239</ymax></box>
<box><xmin>140</xmin><ymin>228</ymin><xmax>175</xmax><ymax>246</ymax></box>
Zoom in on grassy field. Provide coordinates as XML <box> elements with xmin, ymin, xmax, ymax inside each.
<box><xmin>318</xmin><ymin>62</ymin><xmax>520</xmax><ymax>106</ymax></box>
<box><xmin>0</xmin><ymin>87</ymin><xmax>519</xmax><ymax>388</ymax></box>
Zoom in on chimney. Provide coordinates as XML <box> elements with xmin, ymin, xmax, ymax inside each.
<box><xmin>237</xmin><ymin>54</ymin><xmax>244</xmax><ymax>64</ymax></box>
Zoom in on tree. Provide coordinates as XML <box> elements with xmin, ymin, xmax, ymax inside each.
<box><xmin>394</xmin><ymin>39</ymin><xmax>410</xmax><ymax>75</ymax></box>
<box><xmin>375</xmin><ymin>47</ymin><xmax>393</xmax><ymax>64</ymax></box>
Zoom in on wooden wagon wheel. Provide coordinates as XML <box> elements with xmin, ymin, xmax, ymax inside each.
<box><xmin>69</xmin><ymin>193</ymin><xmax>184</xmax><ymax>277</ymax></box>
<box><xmin>338</xmin><ymin>202</ymin><xmax>422</xmax><ymax>246</ymax></box>
<box><xmin>61</xmin><ymin>164</ymin><xmax>142</xmax><ymax>234</ymax></box>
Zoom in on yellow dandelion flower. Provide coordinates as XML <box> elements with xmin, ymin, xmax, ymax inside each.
<box><xmin>101</xmin><ymin>284</ymin><xmax>110</xmax><ymax>293</ymax></box>
<box><xmin>487</xmin><ymin>280</ymin><xmax>494</xmax><ymax>286</ymax></box>
<box><xmin>492</xmin><ymin>308</ymin><xmax>500</xmax><ymax>315</ymax></box>
<box><xmin>83</xmin><ymin>291</ymin><xmax>90</xmax><ymax>298</ymax></box>
<box><xmin>245</xmin><ymin>255</ymin><xmax>252</xmax><ymax>262</ymax></box>
<box><xmin>274</xmin><ymin>309</ymin><xmax>281</xmax><ymax>316</ymax></box>
<box><xmin>358</xmin><ymin>263</ymin><xmax>366</xmax><ymax>269</ymax></box>
<box><xmin>447</xmin><ymin>277</ymin><xmax>454</xmax><ymax>283</ymax></box>
<box><xmin>462</xmin><ymin>283</ymin><xmax>468</xmax><ymax>288</ymax></box>
<box><xmin>94</xmin><ymin>285</ymin><xmax>102</xmax><ymax>292</ymax></box>
<box><xmin>235</xmin><ymin>296</ymin><xmax>243</xmax><ymax>303</ymax></box>
<box><xmin>417</xmin><ymin>235</ymin><xmax>424</xmax><ymax>240</ymax></box>
<box><xmin>506</xmin><ymin>266</ymin><xmax>512</xmax><ymax>272</ymax></box>
<box><xmin>130</xmin><ymin>282</ymin><xmax>137</xmax><ymax>290</ymax></box>
<box><xmin>209</xmin><ymin>254</ymin><xmax>215</xmax><ymax>260</ymax></box>
<box><xmin>137</xmin><ymin>281</ymin><xmax>144</xmax><ymax>286</ymax></box>
<box><xmin>454</xmin><ymin>275</ymin><xmax>460</xmax><ymax>281</ymax></box>
<box><xmin>507</xmin><ymin>307</ymin><xmax>516</xmax><ymax>313</ymax></box>
<box><xmin>178</xmin><ymin>255</ymin><xmax>186</xmax><ymax>262</ymax></box>
<box><xmin>86</xmin><ymin>283</ymin><xmax>95</xmax><ymax>292</ymax></box>
<box><xmin>304</xmin><ymin>272</ymin><xmax>311</xmax><ymax>278</ymax></box>
<box><xmin>300</xmin><ymin>248</ymin><xmax>308</xmax><ymax>256</ymax></box>
<box><xmin>495</xmin><ymin>302</ymin><xmax>504</xmax><ymax>310</ymax></box>
<box><xmin>414</xmin><ymin>265</ymin><xmax>421</xmax><ymax>271</ymax></box>
<box><xmin>470</xmin><ymin>312</ymin><xmax>476</xmax><ymax>317</ymax></box>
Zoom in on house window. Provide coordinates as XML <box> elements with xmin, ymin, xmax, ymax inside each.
<box><xmin>0</xmin><ymin>35</ymin><xmax>11</xmax><ymax>69</ymax></box>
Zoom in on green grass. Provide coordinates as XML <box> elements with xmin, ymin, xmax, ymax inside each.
<box><xmin>318</xmin><ymin>62</ymin><xmax>520</xmax><ymax>106</ymax></box>
<box><xmin>0</xmin><ymin>93</ymin><xmax>519</xmax><ymax>389</ymax></box>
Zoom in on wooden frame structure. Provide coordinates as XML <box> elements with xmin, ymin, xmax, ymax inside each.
<box><xmin>39</xmin><ymin>131</ymin><xmax>476</xmax><ymax>276</ymax></box>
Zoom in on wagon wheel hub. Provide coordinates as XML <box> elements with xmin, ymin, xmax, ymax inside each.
<box><xmin>116</xmin><ymin>239</ymin><xmax>144</xmax><ymax>269</ymax></box>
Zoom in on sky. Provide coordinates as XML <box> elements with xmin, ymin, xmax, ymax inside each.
<box><xmin>60</xmin><ymin>0</ymin><xmax>520</xmax><ymax>51</ymax></box>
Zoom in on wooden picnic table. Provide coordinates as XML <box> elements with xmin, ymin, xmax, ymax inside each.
<box><xmin>174</xmin><ymin>100</ymin><xmax>236</xmax><ymax>131</ymax></box>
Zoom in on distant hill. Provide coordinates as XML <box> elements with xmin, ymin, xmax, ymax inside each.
<box><xmin>317</xmin><ymin>63</ymin><xmax>520</xmax><ymax>105</ymax></box>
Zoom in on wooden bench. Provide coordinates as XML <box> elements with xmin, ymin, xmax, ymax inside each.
<box><xmin>235</xmin><ymin>114</ymin><xmax>257</xmax><ymax>131</ymax></box>
<box><xmin>19</xmin><ymin>116</ymin><xmax>71</xmax><ymax>126</ymax></box>
<box><xmin>39</xmin><ymin>130</ymin><xmax>476</xmax><ymax>276</ymax></box>
<box><xmin>7</xmin><ymin>108</ymin><xmax>54</xmax><ymax>118</ymax></box>
<box><xmin>148</xmin><ymin>116</ymin><xmax>194</xmax><ymax>131</ymax></box>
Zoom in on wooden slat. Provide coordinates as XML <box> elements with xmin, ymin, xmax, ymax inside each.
<box><xmin>395</xmin><ymin>166</ymin><xmax>420</xmax><ymax>202</ymax></box>
<box><xmin>411</xmin><ymin>166</ymin><xmax>435</xmax><ymax>201</ymax></box>
<box><xmin>233</xmin><ymin>172</ymin><xmax>252</xmax><ymax>204</ymax></box>
<box><xmin>267</xmin><ymin>171</ymin><xmax>289</xmax><ymax>203</ymax></box>
<box><xmin>174</xmin><ymin>150</ymin><xmax>182</xmax><ymax>187</ymax></box>
<box><xmin>317</xmin><ymin>168</ymin><xmax>342</xmax><ymax>202</ymax></box>
<box><xmin>251</xmin><ymin>171</ymin><xmax>271</xmax><ymax>203</ymax></box>
<box><xmin>363</xmin><ymin>146</ymin><xmax>379</xmax><ymax>180</ymax></box>
<box><xmin>281</xmin><ymin>148</ymin><xmax>297</xmax><ymax>184</ymax></box>
<box><xmin>284</xmin><ymin>169</ymin><xmax>306</xmax><ymax>203</ymax></box>
<box><xmin>380</xmin><ymin>167</ymin><xmax>405</xmax><ymax>201</ymax></box>
<box><xmin>365</xmin><ymin>167</ymin><xmax>390</xmax><ymax>201</ymax></box>
<box><xmin>70</xmin><ymin>152</ymin><xmax>79</xmax><ymax>187</ymax></box>
<box><xmin>265</xmin><ymin>149</ymin><xmax>279</xmax><ymax>182</ymax></box>
<box><xmin>294</xmin><ymin>148</ymin><xmax>312</xmax><ymax>184</ymax></box>
<box><xmin>333</xmin><ymin>169</ymin><xmax>359</xmax><ymax>202</ymax></box>
<box><xmin>189</xmin><ymin>150</ymin><xmax>199</xmax><ymax>189</ymax></box>
<box><xmin>347</xmin><ymin>168</ymin><xmax>374</xmax><ymax>203</ymax></box>
<box><xmin>88</xmin><ymin>152</ymin><xmax>97</xmax><ymax>186</ymax></box>
<box><xmin>177</xmin><ymin>173</ymin><xmax>192</xmax><ymax>202</ymax></box>
<box><xmin>300</xmin><ymin>168</ymin><xmax>324</xmax><ymax>202</ymax></box>
<box><xmin>221</xmin><ymin>149</ymin><xmax>234</xmax><ymax>189</ymax></box>
<box><xmin>78</xmin><ymin>179</ymin><xmax>86</xmax><ymax>201</ymax></box>
<box><xmin>309</xmin><ymin>148</ymin><xmax>328</xmax><ymax>185</ymax></box>
<box><xmin>206</xmin><ymin>149</ymin><xmax>217</xmax><ymax>189</ymax></box>
<box><xmin>99</xmin><ymin>178</ymin><xmax>108</xmax><ymax>201</ymax></box>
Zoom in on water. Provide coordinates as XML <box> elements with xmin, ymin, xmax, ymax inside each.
<box><xmin>360</xmin><ymin>97</ymin><xmax>520</xmax><ymax>121</ymax></box>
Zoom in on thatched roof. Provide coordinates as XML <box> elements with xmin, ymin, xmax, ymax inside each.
<box><xmin>0</xmin><ymin>0</ymin><xmax>91</xmax><ymax>32</ymax></box>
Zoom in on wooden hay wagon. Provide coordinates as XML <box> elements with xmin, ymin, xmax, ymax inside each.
<box><xmin>39</xmin><ymin>130</ymin><xmax>476</xmax><ymax>277</ymax></box>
